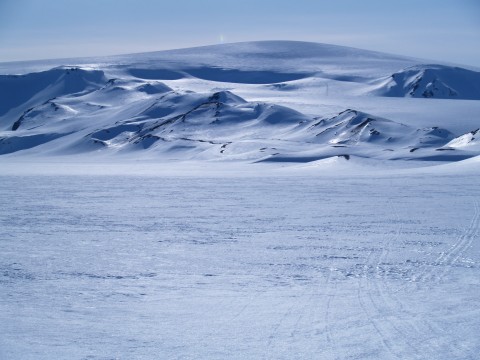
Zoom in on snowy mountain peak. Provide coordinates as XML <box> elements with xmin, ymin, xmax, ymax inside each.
<box><xmin>208</xmin><ymin>90</ymin><xmax>247</xmax><ymax>104</ymax></box>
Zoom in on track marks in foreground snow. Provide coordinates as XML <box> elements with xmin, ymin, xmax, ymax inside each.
<box><xmin>419</xmin><ymin>200</ymin><xmax>479</xmax><ymax>283</ymax></box>
<box><xmin>1</xmin><ymin>173</ymin><xmax>479</xmax><ymax>359</ymax></box>
<box><xmin>361</xmin><ymin>201</ymin><xmax>443</xmax><ymax>358</ymax></box>
<box><xmin>322</xmin><ymin>268</ymin><xmax>340</xmax><ymax>360</ymax></box>
<box><xmin>357</xmin><ymin>244</ymin><xmax>403</xmax><ymax>358</ymax></box>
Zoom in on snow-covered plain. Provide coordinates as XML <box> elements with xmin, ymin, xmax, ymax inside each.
<box><xmin>1</xmin><ymin>41</ymin><xmax>480</xmax><ymax>359</ymax></box>
<box><xmin>1</xmin><ymin>162</ymin><xmax>479</xmax><ymax>359</ymax></box>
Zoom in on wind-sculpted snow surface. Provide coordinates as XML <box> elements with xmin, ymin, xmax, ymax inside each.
<box><xmin>0</xmin><ymin>166</ymin><xmax>479</xmax><ymax>359</ymax></box>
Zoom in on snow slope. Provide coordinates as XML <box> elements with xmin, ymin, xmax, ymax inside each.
<box><xmin>443</xmin><ymin>128</ymin><xmax>480</xmax><ymax>151</ymax></box>
<box><xmin>369</xmin><ymin>64</ymin><xmax>480</xmax><ymax>99</ymax></box>
<box><xmin>0</xmin><ymin>67</ymin><xmax>107</xmax><ymax>119</ymax></box>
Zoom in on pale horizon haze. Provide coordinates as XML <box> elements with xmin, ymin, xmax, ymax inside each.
<box><xmin>0</xmin><ymin>0</ymin><xmax>479</xmax><ymax>67</ymax></box>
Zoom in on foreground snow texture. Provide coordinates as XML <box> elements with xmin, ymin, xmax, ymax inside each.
<box><xmin>0</xmin><ymin>163</ymin><xmax>479</xmax><ymax>359</ymax></box>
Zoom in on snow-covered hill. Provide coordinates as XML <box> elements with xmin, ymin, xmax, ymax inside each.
<box><xmin>369</xmin><ymin>64</ymin><xmax>480</xmax><ymax>99</ymax></box>
<box><xmin>442</xmin><ymin>128</ymin><xmax>480</xmax><ymax>151</ymax></box>
<box><xmin>1</xmin><ymin>41</ymin><xmax>479</xmax><ymax>163</ymax></box>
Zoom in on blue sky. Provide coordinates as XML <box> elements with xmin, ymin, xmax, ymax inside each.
<box><xmin>0</xmin><ymin>0</ymin><xmax>479</xmax><ymax>66</ymax></box>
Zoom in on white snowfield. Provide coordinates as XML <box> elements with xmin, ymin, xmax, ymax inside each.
<box><xmin>0</xmin><ymin>41</ymin><xmax>479</xmax><ymax>359</ymax></box>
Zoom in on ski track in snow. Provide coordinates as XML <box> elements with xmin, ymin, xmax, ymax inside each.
<box><xmin>414</xmin><ymin>199</ymin><xmax>478</xmax><ymax>284</ymax></box>
<box><xmin>434</xmin><ymin>199</ymin><xmax>478</xmax><ymax>283</ymax></box>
